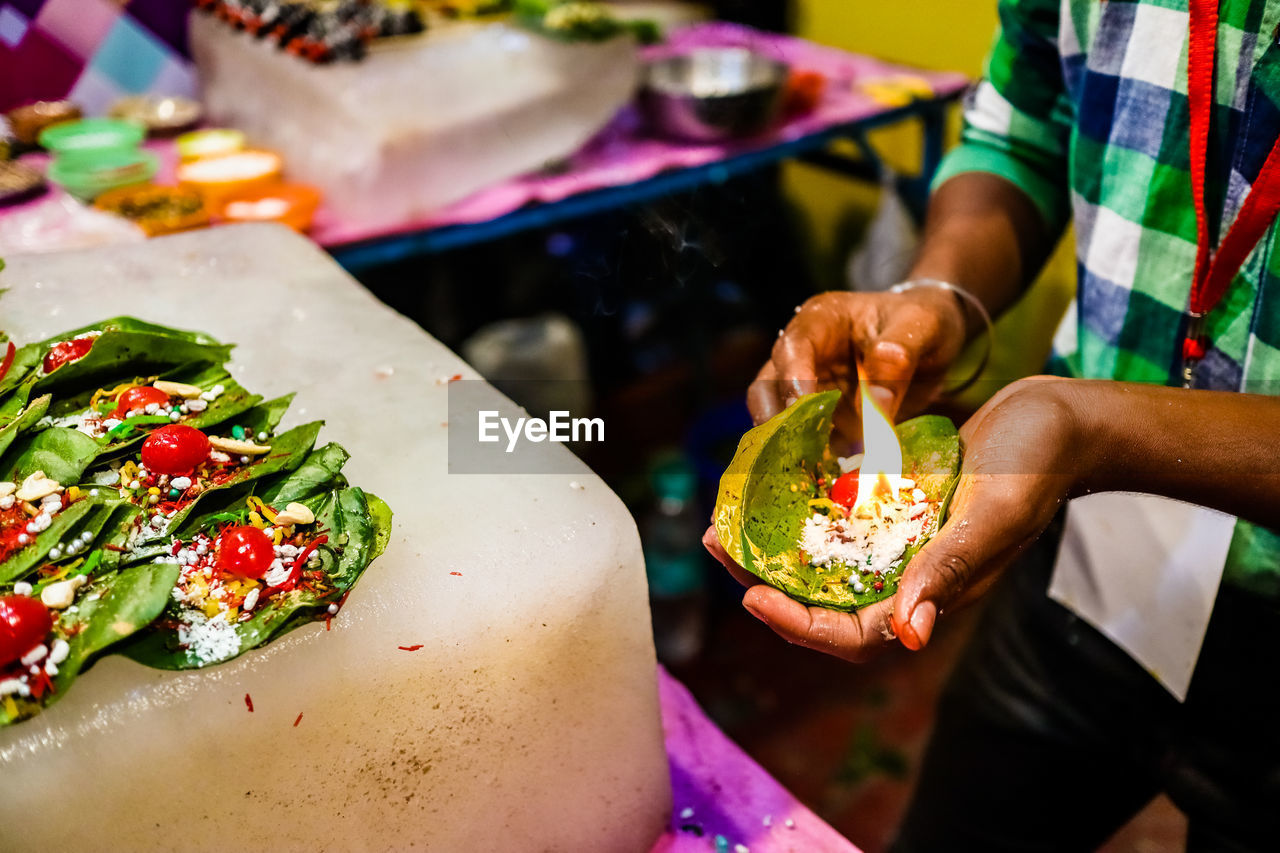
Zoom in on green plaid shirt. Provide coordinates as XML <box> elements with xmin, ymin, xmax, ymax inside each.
<box><xmin>934</xmin><ymin>0</ymin><xmax>1280</xmax><ymax>597</ymax></box>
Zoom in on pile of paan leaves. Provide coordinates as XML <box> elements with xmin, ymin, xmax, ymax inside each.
<box><xmin>714</xmin><ymin>390</ymin><xmax>960</xmax><ymax>612</ymax></box>
<box><xmin>0</xmin><ymin>317</ymin><xmax>391</xmax><ymax>727</ymax></box>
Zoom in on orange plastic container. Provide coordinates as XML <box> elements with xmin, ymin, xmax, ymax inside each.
<box><xmin>219</xmin><ymin>182</ymin><xmax>323</xmax><ymax>232</ymax></box>
<box><xmin>176</xmin><ymin>149</ymin><xmax>283</xmax><ymax>207</ymax></box>
<box><xmin>93</xmin><ymin>183</ymin><xmax>210</xmax><ymax>236</ymax></box>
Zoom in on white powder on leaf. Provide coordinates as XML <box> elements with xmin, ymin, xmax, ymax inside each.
<box><xmin>799</xmin><ymin>497</ymin><xmax>935</xmax><ymax>577</ymax></box>
<box><xmin>177</xmin><ymin>611</ymin><xmax>240</xmax><ymax>664</ymax></box>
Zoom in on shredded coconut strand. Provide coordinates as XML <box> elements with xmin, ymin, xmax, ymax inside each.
<box><xmin>799</xmin><ymin>496</ymin><xmax>934</xmax><ymax>577</ymax></box>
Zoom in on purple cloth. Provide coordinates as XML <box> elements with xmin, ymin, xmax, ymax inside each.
<box><xmin>653</xmin><ymin>667</ymin><xmax>858</xmax><ymax>853</ymax></box>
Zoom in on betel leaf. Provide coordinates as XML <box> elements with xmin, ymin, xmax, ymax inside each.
<box><xmin>714</xmin><ymin>390</ymin><xmax>961</xmax><ymax>612</ymax></box>
<box><xmin>0</xmin><ymin>389</ymin><xmax>50</xmax><ymax>461</ymax></box>
<box><xmin>34</xmin><ymin>365</ymin><xmax>261</xmax><ymax>471</ymax></box>
<box><xmin>366</xmin><ymin>493</ymin><xmax>393</xmax><ymax>559</ymax></box>
<box><xmin>0</xmin><ymin>344</ymin><xmax>40</xmax><ymax>402</ymax></box>
<box><xmin>257</xmin><ymin>442</ymin><xmax>350</xmax><ymax>506</ymax></box>
<box><xmin>0</xmin><ymin>427</ymin><xmax>102</xmax><ymax>485</ymax></box>
<box><xmin>159</xmin><ymin>441</ymin><xmax>350</xmax><ymax>547</ymax></box>
<box><xmin>233</xmin><ymin>393</ymin><xmax>295</xmax><ymax>437</ymax></box>
<box><xmin>124</xmin><ymin>420</ymin><xmax>324</xmax><ymax>553</ymax></box>
<box><xmin>30</xmin><ymin>319</ymin><xmax>232</xmax><ymax>396</ymax></box>
<box><xmin>0</xmin><ymin>499</ymin><xmax>95</xmax><ymax>585</ymax></box>
<box><xmin>122</xmin><ymin>486</ymin><xmax>390</xmax><ymax>670</ymax></box>
<box><xmin>0</xmin><ymin>560</ymin><xmax>180</xmax><ymax>727</ymax></box>
<box><xmin>47</xmin><ymin>362</ymin><xmax>258</xmax><ymax>428</ymax></box>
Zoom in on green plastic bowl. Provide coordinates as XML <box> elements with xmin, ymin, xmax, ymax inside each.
<box><xmin>47</xmin><ymin>149</ymin><xmax>159</xmax><ymax>201</ymax></box>
<box><xmin>38</xmin><ymin>118</ymin><xmax>146</xmax><ymax>162</ymax></box>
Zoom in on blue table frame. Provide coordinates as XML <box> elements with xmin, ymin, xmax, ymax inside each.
<box><xmin>326</xmin><ymin>92</ymin><xmax>961</xmax><ymax>275</ymax></box>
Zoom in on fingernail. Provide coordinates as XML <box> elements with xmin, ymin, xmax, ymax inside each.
<box><xmin>743</xmin><ymin>601</ymin><xmax>765</xmax><ymax>622</ymax></box>
<box><xmin>869</xmin><ymin>385</ymin><xmax>895</xmax><ymax>412</ymax></box>
<box><xmin>908</xmin><ymin>601</ymin><xmax>937</xmax><ymax>648</ymax></box>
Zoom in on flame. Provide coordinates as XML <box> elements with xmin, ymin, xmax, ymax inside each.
<box><xmin>855</xmin><ymin>364</ymin><xmax>903</xmax><ymax>508</ymax></box>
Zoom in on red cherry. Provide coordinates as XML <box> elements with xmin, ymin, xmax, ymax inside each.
<box><xmin>42</xmin><ymin>337</ymin><xmax>96</xmax><ymax>374</ymax></box>
<box><xmin>216</xmin><ymin>526</ymin><xmax>276</xmax><ymax>579</ymax></box>
<box><xmin>114</xmin><ymin>385</ymin><xmax>172</xmax><ymax>417</ymax></box>
<box><xmin>830</xmin><ymin>470</ymin><xmax>860</xmax><ymax>508</ymax></box>
<box><xmin>141</xmin><ymin>425</ymin><xmax>211</xmax><ymax>476</ymax></box>
<box><xmin>0</xmin><ymin>595</ymin><xmax>53</xmax><ymax>668</ymax></box>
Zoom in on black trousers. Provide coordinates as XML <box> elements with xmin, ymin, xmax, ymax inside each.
<box><xmin>892</xmin><ymin>520</ymin><xmax>1280</xmax><ymax>852</ymax></box>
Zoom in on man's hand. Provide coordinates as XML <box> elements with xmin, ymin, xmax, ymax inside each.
<box><xmin>750</xmin><ymin>288</ymin><xmax>968</xmax><ymax>442</ymax></box>
<box><xmin>890</xmin><ymin>378</ymin><xmax>1081</xmax><ymax>648</ymax></box>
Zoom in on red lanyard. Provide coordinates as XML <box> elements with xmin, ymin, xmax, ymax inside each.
<box><xmin>1184</xmin><ymin>0</ymin><xmax>1280</xmax><ymax>386</ymax></box>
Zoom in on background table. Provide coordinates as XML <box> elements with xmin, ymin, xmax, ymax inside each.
<box><xmin>313</xmin><ymin>22</ymin><xmax>968</xmax><ymax>274</ymax></box>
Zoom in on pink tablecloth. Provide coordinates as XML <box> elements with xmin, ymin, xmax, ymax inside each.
<box><xmin>307</xmin><ymin>22</ymin><xmax>968</xmax><ymax>247</ymax></box>
<box><xmin>1</xmin><ymin>23</ymin><xmax>967</xmax><ymax>257</ymax></box>
<box><xmin>654</xmin><ymin>667</ymin><xmax>858</xmax><ymax>853</ymax></box>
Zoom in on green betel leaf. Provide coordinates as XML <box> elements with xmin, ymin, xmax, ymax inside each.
<box><xmin>366</xmin><ymin>493</ymin><xmax>393</xmax><ymax>559</ymax></box>
<box><xmin>0</xmin><ymin>343</ymin><xmax>40</xmax><ymax>403</ymax></box>
<box><xmin>714</xmin><ymin>391</ymin><xmax>961</xmax><ymax>612</ymax></box>
<box><xmin>0</xmin><ymin>316</ymin><xmax>392</xmax><ymax>726</ymax></box>
<box><xmin>0</xmin><ymin>560</ymin><xmax>180</xmax><ymax>727</ymax></box>
<box><xmin>0</xmin><ymin>389</ymin><xmax>50</xmax><ymax>460</ymax></box>
<box><xmin>1</xmin><ymin>427</ymin><xmax>102</xmax><ymax>485</ymax></box>
<box><xmin>156</xmin><ymin>441</ymin><xmax>349</xmax><ymax>548</ymax></box>
<box><xmin>233</xmin><ymin>393</ymin><xmax>295</xmax><ymax>437</ymax></box>
<box><xmin>0</xmin><ymin>499</ymin><xmax>95</xmax><ymax>585</ymax></box>
<box><xmin>122</xmin><ymin>421</ymin><xmax>324</xmax><ymax>556</ymax></box>
<box><xmin>257</xmin><ymin>442</ymin><xmax>350</xmax><ymax>506</ymax></box>
<box><xmin>32</xmin><ymin>366</ymin><xmax>260</xmax><ymax>472</ymax></box>
<box><xmin>30</xmin><ymin>320</ymin><xmax>232</xmax><ymax>396</ymax></box>
<box><xmin>122</xmin><ymin>486</ymin><xmax>388</xmax><ymax>670</ymax></box>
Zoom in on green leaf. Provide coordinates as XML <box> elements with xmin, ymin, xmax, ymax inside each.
<box><xmin>0</xmin><ymin>388</ymin><xmax>50</xmax><ymax>460</ymax></box>
<box><xmin>366</xmin><ymin>493</ymin><xmax>393</xmax><ymax>559</ymax></box>
<box><xmin>0</xmin><ymin>559</ymin><xmax>180</xmax><ymax>727</ymax></box>
<box><xmin>29</xmin><ymin>320</ymin><xmax>232</xmax><ymax>396</ymax></box>
<box><xmin>0</xmin><ymin>499</ymin><xmax>96</xmax><ymax>585</ymax></box>
<box><xmin>257</xmin><ymin>442</ymin><xmax>350</xmax><ymax>506</ymax></box>
<box><xmin>233</xmin><ymin>393</ymin><xmax>295</xmax><ymax>437</ymax></box>
<box><xmin>0</xmin><ymin>344</ymin><xmax>40</xmax><ymax>402</ymax></box>
<box><xmin>122</xmin><ymin>486</ymin><xmax>386</xmax><ymax>670</ymax></box>
<box><xmin>40</xmin><ymin>365</ymin><xmax>262</xmax><ymax>466</ymax></box>
<box><xmin>714</xmin><ymin>391</ymin><xmax>961</xmax><ymax>612</ymax></box>
<box><xmin>1</xmin><ymin>427</ymin><xmax>102</xmax><ymax>485</ymax></box>
<box><xmin>124</xmin><ymin>420</ymin><xmax>324</xmax><ymax>554</ymax></box>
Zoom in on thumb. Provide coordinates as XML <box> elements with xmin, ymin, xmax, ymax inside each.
<box><xmin>859</xmin><ymin>313</ymin><xmax>925</xmax><ymax>418</ymax></box>
<box><xmin>890</xmin><ymin>506</ymin><xmax>988</xmax><ymax>650</ymax></box>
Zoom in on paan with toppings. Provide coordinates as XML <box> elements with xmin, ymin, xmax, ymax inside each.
<box><xmin>714</xmin><ymin>389</ymin><xmax>960</xmax><ymax>611</ymax></box>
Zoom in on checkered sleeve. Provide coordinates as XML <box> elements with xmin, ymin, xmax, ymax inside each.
<box><xmin>933</xmin><ymin>0</ymin><xmax>1073</xmax><ymax>235</ymax></box>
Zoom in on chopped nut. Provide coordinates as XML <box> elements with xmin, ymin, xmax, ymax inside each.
<box><xmin>41</xmin><ymin>576</ymin><xmax>87</xmax><ymax>610</ymax></box>
<box><xmin>152</xmin><ymin>380</ymin><xmax>205</xmax><ymax>399</ymax></box>
<box><xmin>0</xmin><ymin>482</ymin><xmax>15</xmax><ymax>498</ymax></box>
<box><xmin>16</xmin><ymin>471</ymin><xmax>63</xmax><ymax>502</ymax></box>
<box><xmin>208</xmin><ymin>436</ymin><xmax>271</xmax><ymax>457</ymax></box>
<box><xmin>273</xmin><ymin>502</ymin><xmax>315</xmax><ymax>527</ymax></box>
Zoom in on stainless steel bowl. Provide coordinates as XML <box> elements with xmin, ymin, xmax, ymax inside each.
<box><xmin>640</xmin><ymin>48</ymin><xmax>790</xmax><ymax>142</ymax></box>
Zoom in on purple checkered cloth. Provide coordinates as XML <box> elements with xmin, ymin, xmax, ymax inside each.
<box><xmin>0</xmin><ymin>0</ymin><xmax>194</xmax><ymax>114</ymax></box>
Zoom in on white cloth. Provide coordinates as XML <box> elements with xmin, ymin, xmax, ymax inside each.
<box><xmin>1048</xmin><ymin>493</ymin><xmax>1236</xmax><ymax>701</ymax></box>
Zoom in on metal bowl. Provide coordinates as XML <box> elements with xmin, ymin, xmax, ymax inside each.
<box><xmin>108</xmin><ymin>95</ymin><xmax>203</xmax><ymax>135</ymax></box>
<box><xmin>640</xmin><ymin>48</ymin><xmax>790</xmax><ymax>142</ymax></box>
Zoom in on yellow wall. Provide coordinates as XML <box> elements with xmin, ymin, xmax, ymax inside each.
<box><xmin>784</xmin><ymin>0</ymin><xmax>1077</xmax><ymax>403</ymax></box>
